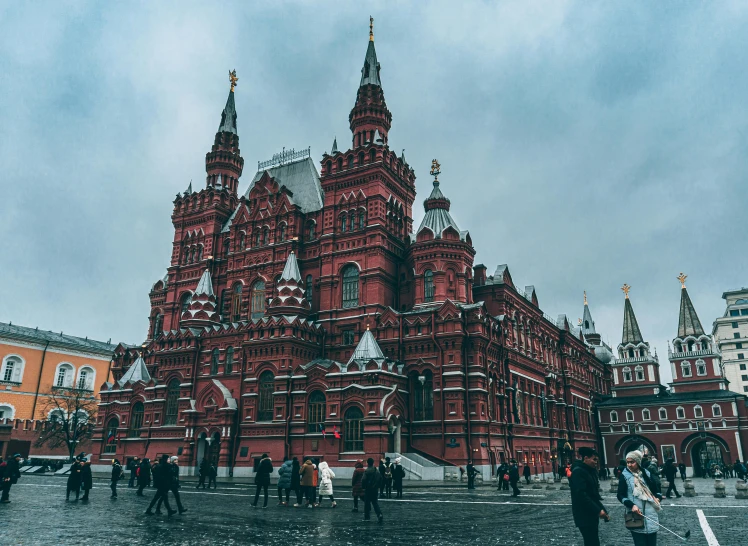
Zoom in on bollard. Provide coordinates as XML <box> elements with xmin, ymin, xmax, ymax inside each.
<box><xmin>735</xmin><ymin>481</ymin><xmax>748</xmax><ymax>499</ymax></box>
<box><xmin>546</xmin><ymin>477</ymin><xmax>556</xmax><ymax>490</ymax></box>
<box><xmin>560</xmin><ymin>477</ymin><xmax>570</xmax><ymax>490</ymax></box>
<box><xmin>714</xmin><ymin>479</ymin><xmax>726</xmax><ymax>498</ymax></box>
<box><xmin>683</xmin><ymin>479</ymin><xmax>696</xmax><ymax>497</ymax></box>
<box><xmin>609</xmin><ymin>478</ymin><xmax>619</xmax><ymax>493</ymax></box>
<box><xmin>661</xmin><ymin>480</ymin><xmax>670</xmax><ymax>493</ymax></box>
<box><xmin>475</xmin><ymin>473</ymin><xmax>483</xmax><ymax>485</ymax></box>
<box><xmin>532</xmin><ymin>476</ymin><xmax>543</xmax><ymax>489</ymax></box>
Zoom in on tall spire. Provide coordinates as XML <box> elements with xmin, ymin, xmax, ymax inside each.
<box><xmin>206</xmin><ymin>70</ymin><xmax>244</xmax><ymax>195</ymax></box>
<box><xmin>676</xmin><ymin>273</ymin><xmax>705</xmax><ymax>338</ymax></box>
<box><xmin>620</xmin><ymin>285</ymin><xmax>644</xmax><ymax>345</ymax></box>
<box><xmin>360</xmin><ymin>17</ymin><xmax>381</xmax><ymax>87</ymax></box>
<box><xmin>582</xmin><ymin>292</ymin><xmax>596</xmax><ymax>335</ymax></box>
<box><xmin>267</xmin><ymin>252</ymin><xmax>310</xmax><ymax>317</ymax></box>
<box><xmin>218</xmin><ymin>71</ymin><xmax>238</xmax><ymax>135</ymax></box>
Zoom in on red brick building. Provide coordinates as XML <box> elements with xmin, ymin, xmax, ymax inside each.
<box><xmin>599</xmin><ymin>279</ymin><xmax>748</xmax><ymax>476</ymax></box>
<box><xmin>92</xmin><ymin>25</ymin><xmax>611</xmax><ymax>478</ymax></box>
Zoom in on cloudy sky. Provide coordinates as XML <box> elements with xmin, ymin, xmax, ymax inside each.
<box><xmin>2</xmin><ymin>1</ymin><xmax>747</xmax><ymax>382</ymax></box>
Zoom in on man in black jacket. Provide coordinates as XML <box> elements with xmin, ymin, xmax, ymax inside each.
<box><xmin>570</xmin><ymin>447</ymin><xmax>609</xmax><ymax>546</ymax></box>
<box><xmin>0</xmin><ymin>453</ymin><xmax>22</xmax><ymax>503</ymax></box>
<box><xmin>146</xmin><ymin>455</ymin><xmax>176</xmax><ymax>516</ymax></box>
<box><xmin>508</xmin><ymin>461</ymin><xmax>520</xmax><ymax>497</ymax></box>
<box><xmin>128</xmin><ymin>456</ymin><xmax>140</xmax><ymax>488</ymax></box>
<box><xmin>663</xmin><ymin>458</ymin><xmax>681</xmax><ymax>498</ymax></box>
<box><xmin>466</xmin><ymin>460</ymin><xmax>477</xmax><ymax>490</ymax></box>
<box><xmin>197</xmin><ymin>456</ymin><xmax>210</xmax><ymax>489</ymax></box>
<box><xmin>157</xmin><ymin>456</ymin><xmax>187</xmax><ymax>514</ymax></box>
<box><xmin>362</xmin><ymin>457</ymin><xmax>383</xmax><ymax>523</ymax></box>
<box><xmin>496</xmin><ymin>463</ymin><xmax>508</xmax><ymax>491</ymax></box>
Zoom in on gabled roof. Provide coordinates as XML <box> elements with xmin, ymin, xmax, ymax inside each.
<box><xmin>195</xmin><ymin>269</ymin><xmax>214</xmax><ymax>297</ymax></box>
<box><xmin>677</xmin><ymin>287</ymin><xmax>705</xmax><ymax>338</ymax></box>
<box><xmin>118</xmin><ymin>356</ymin><xmax>151</xmax><ymax>386</ymax></box>
<box><xmin>280</xmin><ymin>252</ymin><xmax>302</xmax><ymax>283</ymax></box>
<box><xmin>348</xmin><ymin>328</ymin><xmax>385</xmax><ymax>364</ymax></box>
<box><xmin>246</xmin><ymin>157</ymin><xmax>323</xmax><ymax>213</ymax></box>
<box><xmin>621</xmin><ymin>297</ymin><xmax>644</xmax><ymax>345</ymax></box>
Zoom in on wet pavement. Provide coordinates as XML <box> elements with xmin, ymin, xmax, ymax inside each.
<box><xmin>0</xmin><ymin>475</ymin><xmax>746</xmax><ymax>545</ymax></box>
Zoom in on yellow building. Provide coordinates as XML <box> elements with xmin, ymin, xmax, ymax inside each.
<box><xmin>0</xmin><ymin>321</ymin><xmax>116</xmax><ymax>421</ymax></box>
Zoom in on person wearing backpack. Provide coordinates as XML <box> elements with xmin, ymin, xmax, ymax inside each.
<box><xmin>362</xmin><ymin>457</ymin><xmax>383</xmax><ymax>523</ymax></box>
<box><xmin>111</xmin><ymin>458</ymin><xmax>125</xmax><ymax>499</ymax></box>
<box><xmin>383</xmin><ymin>456</ymin><xmax>393</xmax><ymax>498</ymax></box>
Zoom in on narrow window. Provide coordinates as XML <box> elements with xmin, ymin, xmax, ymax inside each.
<box><xmin>128</xmin><ymin>402</ymin><xmax>144</xmax><ymax>438</ymax></box>
<box><xmin>307</xmin><ymin>391</ymin><xmax>326</xmax><ymax>433</ymax></box>
<box><xmin>211</xmin><ymin>348</ymin><xmax>220</xmax><ymax>375</ymax></box>
<box><xmin>342</xmin><ymin>266</ymin><xmax>359</xmax><ymax>308</ymax></box>
<box><xmin>231</xmin><ymin>284</ymin><xmax>242</xmax><ymax>322</ymax></box>
<box><xmin>225</xmin><ymin>347</ymin><xmax>234</xmax><ymax>374</ymax></box>
<box><xmin>258</xmin><ymin>371</ymin><xmax>274</xmax><ymax>421</ymax></box>
<box><xmin>344</xmin><ymin>406</ymin><xmax>364</xmax><ymax>452</ymax></box>
<box><xmin>251</xmin><ymin>280</ymin><xmax>266</xmax><ymax>319</ymax></box>
<box><xmin>305</xmin><ymin>275</ymin><xmax>313</xmax><ymax>304</ymax></box>
<box><xmin>164</xmin><ymin>379</ymin><xmax>180</xmax><ymax>425</ymax></box>
<box><xmin>424</xmin><ymin>270</ymin><xmax>434</xmax><ymax>302</ymax></box>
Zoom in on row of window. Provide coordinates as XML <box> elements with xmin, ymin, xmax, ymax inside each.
<box><xmin>0</xmin><ymin>356</ymin><xmax>95</xmax><ymax>390</ymax></box>
<box><xmin>610</xmin><ymin>404</ymin><xmax>722</xmax><ymax>422</ymax></box>
<box><xmin>729</xmin><ymin>308</ymin><xmax>748</xmax><ymax>317</ymax></box>
<box><xmin>339</xmin><ymin>209</ymin><xmax>367</xmax><ymax>233</ymax></box>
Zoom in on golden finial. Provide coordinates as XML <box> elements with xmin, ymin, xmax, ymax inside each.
<box><xmin>369</xmin><ymin>16</ymin><xmax>374</xmax><ymax>41</ymax></box>
<box><xmin>677</xmin><ymin>272</ymin><xmax>687</xmax><ymax>289</ymax></box>
<box><xmin>621</xmin><ymin>284</ymin><xmax>631</xmax><ymax>299</ymax></box>
<box><xmin>430</xmin><ymin>159</ymin><xmax>441</xmax><ymax>182</ymax></box>
<box><xmin>229</xmin><ymin>69</ymin><xmax>238</xmax><ymax>92</ymax></box>
<box><xmin>366</xmin><ymin>323</ymin><xmax>370</xmax><ymax>331</ymax></box>
<box><xmin>578</xmin><ymin>318</ymin><xmax>583</xmax><ymax>326</ymax></box>
<box><xmin>583</xmin><ymin>290</ymin><xmax>588</xmax><ymax>306</ymax></box>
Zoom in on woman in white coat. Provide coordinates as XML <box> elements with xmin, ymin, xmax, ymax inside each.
<box><xmin>317</xmin><ymin>460</ymin><xmax>336</xmax><ymax>508</ymax></box>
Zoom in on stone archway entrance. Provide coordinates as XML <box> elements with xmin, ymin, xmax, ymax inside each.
<box><xmin>692</xmin><ymin>440</ymin><xmax>725</xmax><ymax>477</ymax></box>
<box><xmin>388</xmin><ymin>416</ymin><xmax>402</xmax><ymax>453</ymax></box>
<box><xmin>209</xmin><ymin>431</ymin><xmax>221</xmax><ymax>466</ymax></box>
<box><xmin>196</xmin><ymin>432</ymin><xmax>208</xmax><ymax>465</ymax></box>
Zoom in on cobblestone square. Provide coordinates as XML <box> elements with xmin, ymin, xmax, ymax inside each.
<box><xmin>1</xmin><ymin>475</ymin><xmax>746</xmax><ymax>545</ymax></box>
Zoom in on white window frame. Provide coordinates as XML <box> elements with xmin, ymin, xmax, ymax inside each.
<box><xmin>635</xmin><ymin>365</ymin><xmax>645</xmax><ymax>381</ymax></box>
<box><xmin>610</xmin><ymin>410</ymin><xmax>618</xmax><ymax>423</ymax></box>
<box><xmin>676</xmin><ymin>406</ymin><xmax>685</xmax><ymax>419</ymax></box>
<box><xmin>712</xmin><ymin>404</ymin><xmax>722</xmax><ymax>417</ymax></box>
<box><xmin>695</xmin><ymin>359</ymin><xmax>707</xmax><ymax>376</ymax></box>
<box><xmin>626</xmin><ymin>410</ymin><xmax>634</xmax><ymax>422</ymax></box>
<box><xmin>76</xmin><ymin>366</ymin><xmax>95</xmax><ymax>391</ymax></box>
<box><xmin>642</xmin><ymin>409</ymin><xmax>651</xmax><ymax>421</ymax></box>
<box><xmin>622</xmin><ymin>367</ymin><xmax>632</xmax><ymax>383</ymax></box>
<box><xmin>54</xmin><ymin>362</ymin><xmax>75</xmax><ymax>388</ymax></box>
<box><xmin>1</xmin><ymin>355</ymin><xmax>25</xmax><ymax>384</ymax></box>
<box><xmin>694</xmin><ymin>405</ymin><xmax>703</xmax><ymax>419</ymax></box>
<box><xmin>0</xmin><ymin>403</ymin><xmax>16</xmax><ymax>420</ymax></box>
<box><xmin>681</xmin><ymin>361</ymin><xmax>692</xmax><ymax>377</ymax></box>
<box><xmin>658</xmin><ymin>407</ymin><xmax>667</xmax><ymax>420</ymax></box>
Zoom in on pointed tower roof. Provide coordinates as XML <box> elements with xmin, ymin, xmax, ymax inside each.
<box><xmin>280</xmin><ymin>252</ymin><xmax>302</xmax><ymax>283</ymax></box>
<box><xmin>331</xmin><ymin>137</ymin><xmax>338</xmax><ymax>154</ymax></box>
<box><xmin>360</xmin><ymin>17</ymin><xmax>381</xmax><ymax>87</ymax></box>
<box><xmin>195</xmin><ymin>269</ymin><xmax>214</xmax><ymax>297</ymax></box>
<box><xmin>620</xmin><ymin>284</ymin><xmax>644</xmax><ymax>345</ymax></box>
<box><xmin>348</xmin><ymin>327</ymin><xmax>385</xmax><ymax>364</ymax></box>
<box><xmin>676</xmin><ymin>273</ymin><xmax>705</xmax><ymax>338</ymax></box>
<box><xmin>118</xmin><ymin>355</ymin><xmax>151</xmax><ymax>386</ymax></box>
<box><xmin>582</xmin><ymin>291</ymin><xmax>596</xmax><ymax>335</ymax></box>
<box><xmin>416</xmin><ymin>159</ymin><xmax>465</xmax><ymax>240</ymax></box>
<box><xmin>217</xmin><ymin>75</ymin><xmax>238</xmax><ymax>135</ymax></box>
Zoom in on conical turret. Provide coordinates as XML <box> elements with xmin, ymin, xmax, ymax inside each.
<box><xmin>581</xmin><ymin>291</ymin><xmax>601</xmax><ymax>346</ymax></box>
<box><xmin>205</xmin><ymin>70</ymin><xmax>244</xmax><ymax>195</ymax></box>
<box><xmin>267</xmin><ymin>252</ymin><xmax>311</xmax><ymax>317</ymax></box>
<box><xmin>676</xmin><ymin>273</ymin><xmax>705</xmax><ymax>338</ymax></box>
<box><xmin>181</xmin><ymin>269</ymin><xmax>220</xmax><ymax>326</ymax></box>
<box><xmin>620</xmin><ymin>285</ymin><xmax>644</xmax><ymax>346</ymax></box>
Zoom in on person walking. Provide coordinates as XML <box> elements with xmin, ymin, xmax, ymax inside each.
<box><xmin>466</xmin><ymin>460</ymin><xmax>477</xmax><ymax>490</ymax></box>
<box><xmin>382</xmin><ymin>456</ymin><xmax>393</xmax><ymax>498</ymax></box>
<box><xmin>351</xmin><ymin>459</ymin><xmax>365</xmax><ymax>512</ymax></box>
<box><xmin>362</xmin><ymin>457</ymin><xmax>383</xmax><ymax>523</ymax></box>
<box><xmin>128</xmin><ymin>456</ymin><xmax>140</xmax><ymax>488</ymax></box>
<box><xmin>299</xmin><ymin>457</ymin><xmax>316</xmax><ymax>507</ymax></box>
<box><xmin>617</xmin><ymin>450</ymin><xmax>662</xmax><ymax>546</ymax></box>
<box><xmin>378</xmin><ymin>458</ymin><xmax>387</xmax><ymax>498</ymax></box>
<box><xmin>146</xmin><ymin>455</ymin><xmax>176</xmax><ymax>516</ymax></box>
<box><xmin>277</xmin><ymin>458</ymin><xmax>293</xmax><ymax>506</ymax></box>
<box><xmin>290</xmin><ymin>457</ymin><xmax>302</xmax><ymax>507</ymax></box>
<box><xmin>197</xmin><ymin>456</ymin><xmax>210</xmax><ymax>489</ymax></box>
<box><xmin>392</xmin><ymin>457</ymin><xmax>405</xmax><ymax>498</ymax></box>
<box><xmin>208</xmin><ymin>462</ymin><xmax>217</xmax><ymax>489</ymax></box>
<box><xmin>663</xmin><ymin>459</ymin><xmax>681</xmax><ymax>499</ymax></box>
<box><xmin>508</xmin><ymin>460</ymin><xmax>520</xmax><ymax>497</ymax></box>
<box><xmin>252</xmin><ymin>453</ymin><xmax>273</xmax><ymax>508</ymax></box>
<box><xmin>496</xmin><ymin>462</ymin><xmax>508</xmax><ymax>491</ymax></box>
<box><xmin>523</xmin><ymin>463</ymin><xmax>532</xmax><ymax>485</ymax></box>
<box><xmin>157</xmin><ymin>456</ymin><xmax>187</xmax><ymax>514</ymax></box>
<box><xmin>0</xmin><ymin>454</ymin><xmax>22</xmax><ymax>503</ymax></box>
<box><xmin>317</xmin><ymin>459</ymin><xmax>336</xmax><ymax>507</ymax></box>
<box><xmin>110</xmin><ymin>458</ymin><xmax>124</xmax><ymax>499</ymax></box>
<box><xmin>66</xmin><ymin>458</ymin><xmax>82</xmax><ymax>502</ymax></box>
<box><xmin>137</xmin><ymin>458</ymin><xmax>151</xmax><ymax>496</ymax></box>
<box><xmin>80</xmin><ymin>458</ymin><xmax>93</xmax><ymax>501</ymax></box>
<box><xmin>570</xmin><ymin>447</ymin><xmax>610</xmax><ymax>546</ymax></box>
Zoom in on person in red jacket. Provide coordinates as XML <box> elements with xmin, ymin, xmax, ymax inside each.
<box><xmin>351</xmin><ymin>460</ymin><xmax>365</xmax><ymax>512</ymax></box>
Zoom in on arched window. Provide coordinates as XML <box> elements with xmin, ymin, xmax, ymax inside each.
<box><xmin>347</xmin><ymin>155</ymin><xmax>354</xmax><ymax>168</ymax></box>
<box><xmin>642</xmin><ymin>409</ymin><xmax>651</xmax><ymax>421</ymax></box>
<box><xmin>337</xmin><ymin>158</ymin><xmax>343</xmax><ymax>171</ymax></box>
<box><xmin>341</xmin><ymin>214</ymin><xmax>347</xmax><ymax>232</ymax></box>
<box><xmin>424</xmin><ymin>270</ymin><xmax>435</xmax><ymax>303</ymax></box>
<box><xmin>225</xmin><ymin>347</ymin><xmax>234</xmax><ymax>374</ymax></box>
<box><xmin>413</xmin><ymin>371</ymin><xmax>434</xmax><ymax>421</ymax></box>
<box><xmin>694</xmin><ymin>405</ymin><xmax>703</xmax><ymax>418</ymax></box>
<box><xmin>659</xmin><ymin>407</ymin><xmax>668</xmax><ymax>420</ymax></box>
<box><xmin>305</xmin><ymin>275</ymin><xmax>313</xmax><ymax>304</ymax></box>
<box><xmin>609</xmin><ymin>411</ymin><xmax>618</xmax><ymax>423</ymax></box>
<box><xmin>1</xmin><ymin>356</ymin><xmax>23</xmax><ymax>384</ymax></box>
<box><xmin>179</xmin><ymin>293</ymin><xmax>192</xmax><ymax>325</ymax></box>
<box><xmin>342</xmin><ymin>266</ymin><xmax>359</xmax><ymax>308</ymax></box>
<box><xmin>308</xmin><ymin>222</ymin><xmax>315</xmax><ymax>240</ymax></box>
<box><xmin>238</xmin><ymin>232</ymin><xmax>245</xmax><ymax>250</ymax></box>
<box><xmin>223</xmin><ymin>238</ymin><xmax>230</xmax><ymax>257</ymax></box>
<box><xmin>628</xmin><ymin>348</ymin><xmax>634</xmax><ymax>358</ymax></box>
<box><xmin>231</xmin><ymin>283</ymin><xmax>242</xmax><ymax>322</ymax></box>
<box><xmin>358</xmin><ymin>152</ymin><xmax>365</xmax><ymax>165</ymax></box>
<box><xmin>687</xmin><ymin>340</ymin><xmax>695</xmax><ymax>352</ymax></box>
<box><xmin>626</xmin><ymin>410</ymin><xmax>634</xmax><ymax>421</ymax></box>
<box><xmin>257</xmin><ymin>371</ymin><xmax>274</xmax><ymax>421</ymax></box>
<box><xmin>675</xmin><ymin>342</ymin><xmax>682</xmax><ymax>353</ymax></box>
<box><xmin>77</xmin><ymin>367</ymin><xmax>94</xmax><ymax>391</ymax></box>
<box><xmin>681</xmin><ymin>361</ymin><xmax>692</xmax><ymax>377</ymax></box>
<box><xmin>55</xmin><ymin>363</ymin><xmax>74</xmax><ymax>388</ymax></box>
<box><xmin>635</xmin><ymin>365</ymin><xmax>645</xmax><ymax>381</ymax></box>
<box><xmin>712</xmin><ymin>404</ymin><xmax>722</xmax><ymax>417</ymax></box>
<box><xmin>152</xmin><ymin>312</ymin><xmax>163</xmax><ymax>338</ymax></box>
<box><xmin>676</xmin><ymin>406</ymin><xmax>685</xmax><ymax>419</ymax></box>
<box><xmin>198</xmin><ymin>245</ymin><xmax>204</xmax><ymax>261</ymax></box>
<box><xmin>696</xmin><ymin>359</ymin><xmax>707</xmax><ymax>376</ymax></box>
<box><xmin>104</xmin><ymin>417</ymin><xmax>119</xmax><ymax>453</ymax></box>
<box><xmin>622</xmin><ymin>367</ymin><xmax>632</xmax><ymax>383</ymax></box>
<box><xmin>279</xmin><ymin>223</ymin><xmax>287</xmax><ymax>242</ymax></box>
<box><xmin>369</xmin><ymin>148</ymin><xmax>376</xmax><ymax>162</ymax></box>
<box><xmin>0</xmin><ymin>405</ymin><xmax>15</xmax><ymax>420</ymax></box>
<box><xmin>351</xmin><ymin>211</ymin><xmax>358</xmax><ymax>231</ymax></box>
<box><xmin>344</xmin><ymin>406</ymin><xmax>364</xmax><ymax>452</ymax></box>
<box><xmin>325</xmin><ymin>160</ymin><xmax>332</xmax><ymax>174</ymax></box>
<box><xmin>128</xmin><ymin>402</ymin><xmax>144</xmax><ymax>438</ymax></box>
<box><xmin>254</xmin><ymin>231</ymin><xmax>260</xmax><ymax>247</ymax></box>
<box><xmin>211</xmin><ymin>348</ymin><xmax>220</xmax><ymax>375</ymax></box>
<box><xmin>164</xmin><ymin>379</ymin><xmax>181</xmax><ymax>425</ymax></box>
<box><xmin>262</xmin><ymin>228</ymin><xmax>269</xmax><ymax>245</ymax></box>
<box><xmin>359</xmin><ymin>209</ymin><xmax>366</xmax><ymax>229</ymax></box>
<box><xmin>251</xmin><ymin>280</ymin><xmax>266</xmax><ymax>319</ymax></box>
<box><xmin>307</xmin><ymin>391</ymin><xmax>326</xmax><ymax>433</ymax></box>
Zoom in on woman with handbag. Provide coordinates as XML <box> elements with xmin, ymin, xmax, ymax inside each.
<box><xmin>617</xmin><ymin>450</ymin><xmax>663</xmax><ymax>545</ymax></box>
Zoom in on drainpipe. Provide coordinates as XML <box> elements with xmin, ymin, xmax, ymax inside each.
<box><xmin>462</xmin><ymin>312</ymin><xmax>472</xmax><ymax>463</ymax></box>
<box><xmin>230</xmin><ymin>347</ymin><xmax>247</xmax><ymax>476</ymax></box>
<box><xmin>430</xmin><ymin>311</ymin><xmax>446</xmax><ymax>458</ymax></box>
<box><xmin>31</xmin><ymin>341</ymin><xmax>51</xmax><ymax>419</ymax></box>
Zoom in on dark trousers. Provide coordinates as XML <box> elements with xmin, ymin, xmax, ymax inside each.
<box><xmin>679</xmin><ymin>471</ymin><xmax>686</xmax><ymax>481</ymax></box>
<box><xmin>294</xmin><ymin>486</ymin><xmax>303</xmax><ymax>504</ymax></box>
<box><xmin>157</xmin><ymin>486</ymin><xmax>184</xmax><ymax>512</ymax></box>
<box><xmin>208</xmin><ymin>475</ymin><xmax>216</xmax><ymax>489</ymax></box>
<box><xmin>353</xmin><ymin>495</ymin><xmax>363</xmax><ymax>509</ymax></box>
<box><xmin>630</xmin><ymin>532</ymin><xmax>657</xmax><ymax>546</ymax></box>
<box><xmin>1</xmin><ymin>481</ymin><xmax>12</xmax><ymax>501</ymax></box>
<box><xmin>498</xmin><ymin>477</ymin><xmax>508</xmax><ymax>490</ymax></box>
<box><xmin>510</xmin><ymin>481</ymin><xmax>520</xmax><ymax>496</ymax></box>
<box><xmin>128</xmin><ymin>471</ymin><xmax>136</xmax><ymax>487</ymax></box>
<box><xmin>253</xmin><ymin>484</ymin><xmax>269</xmax><ymax>507</ymax></box>
<box><xmin>137</xmin><ymin>483</ymin><xmax>147</xmax><ymax>495</ymax></box>
<box><xmin>379</xmin><ymin>475</ymin><xmax>385</xmax><ymax>496</ymax></box>
<box><xmin>578</xmin><ymin>525</ymin><xmax>600</xmax><ymax>546</ymax></box>
<box><xmin>278</xmin><ymin>487</ymin><xmax>290</xmax><ymax>503</ymax></box>
<box><xmin>394</xmin><ymin>480</ymin><xmax>403</xmax><ymax>498</ymax></box>
<box><xmin>304</xmin><ymin>485</ymin><xmax>317</xmax><ymax>504</ymax></box>
<box><xmin>467</xmin><ymin>475</ymin><xmax>475</xmax><ymax>489</ymax></box>
<box><xmin>385</xmin><ymin>478</ymin><xmax>393</xmax><ymax>497</ymax></box>
<box><xmin>364</xmin><ymin>492</ymin><xmax>382</xmax><ymax>519</ymax></box>
<box><xmin>197</xmin><ymin>475</ymin><xmax>206</xmax><ymax>488</ymax></box>
<box><xmin>110</xmin><ymin>481</ymin><xmax>118</xmax><ymax>497</ymax></box>
<box><xmin>81</xmin><ymin>486</ymin><xmax>91</xmax><ymax>500</ymax></box>
<box><xmin>148</xmin><ymin>489</ymin><xmax>173</xmax><ymax>513</ymax></box>
<box><xmin>665</xmin><ymin>481</ymin><xmax>680</xmax><ymax>497</ymax></box>
<box><xmin>525</xmin><ymin>476</ymin><xmax>531</xmax><ymax>485</ymax></box>
<box><xmin>66</xmin><ymin>485</ymin><xmax>79</xmax><ymax>501</ymax></box>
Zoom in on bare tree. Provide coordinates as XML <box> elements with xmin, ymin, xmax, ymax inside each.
<box><xmin>35</xmin><ymin>387</ymin><xmax>98</xmax><ymax>462</ymax></box>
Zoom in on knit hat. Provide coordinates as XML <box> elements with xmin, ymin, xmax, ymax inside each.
<box><xmin>626</xmin><ymin>450</ymin><xmax>643</xmax><ymax>466</ymax></box>
<box><xmin>395</xmin><ymin>457</ymin><xmax>401</xmax><ymax>464</ymax></box>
